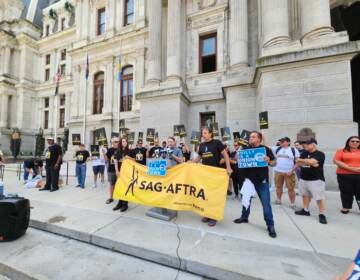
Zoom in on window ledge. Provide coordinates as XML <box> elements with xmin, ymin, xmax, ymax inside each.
<box><xmin>186</xmin><ymin>70</ymin><xmax>224</xmax><ymax>80</ymax></box>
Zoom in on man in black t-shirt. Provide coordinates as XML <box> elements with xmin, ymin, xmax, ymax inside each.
<box><xmin>295</xmin><ymin>138</ymin><xmax>327</xmax><ymax>224</ymax></box>
<box><xmin>192</xmin><ymin>127</ymin><xmax>232</xmax><ymax>227</ymax></box>
<box><xmin>105</xmin><ymin>138</ymin><xmax>119</xmax><ymax>204</ymax></box>
<box><xmin>234</xmin><ymin>131</ymin><xmax>277</xmax><ymax>238</ymax></box>
<box><xmin>75</xmin><ymin>144</ymin><xmax>90</xmax><ymax>189</ymax></box>
<box><xmin>148</xmin><ymin>140</ymin><xmax>163</xmax><ymax>158</ymax></box>
<box><xmin>130</xmin><ymin>139</ymin><xmax>147</xmax><ymax>165</ymax></box>
<box><xmin>40</xmin><ymin>137</ymin><xmax>62</xmax><ymax>192</ymax></box>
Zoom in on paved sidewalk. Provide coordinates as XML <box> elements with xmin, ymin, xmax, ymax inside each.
<box><xmin>1</xmin><ymin>168</ymin><xmax>359</xmax><ymax>279</ymax></box>
<box><xmin>0</xmin><ymin>228</ymin><xmax>203</xmax><ymax>280</ymax></box>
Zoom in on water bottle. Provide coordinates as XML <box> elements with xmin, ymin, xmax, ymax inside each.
<box><xmin>0</xmin><ymin>181</ymin><xmax>4</xmax><ymax>198</ymax></box>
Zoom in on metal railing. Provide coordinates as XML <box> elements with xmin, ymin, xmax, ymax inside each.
<box><xmin>0</xmin><ymin>165</ymin><xmax>4</xmax><ymax>181</ymax></box>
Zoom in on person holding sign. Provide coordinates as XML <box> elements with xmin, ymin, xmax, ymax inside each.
<box><xmin>113</xmin><ymin>137</ymin><xmax>132</xmax><ymax>212</ymax></box>
<box><xmin>148</xmin><ymin>140</ymin><xmax>163</xmax><ymax>159</ymax></box>
<box><xmin>105</xmin><ymin>138</ymin><xmax>120</xmax><ymax>204</ymax></box>
<box><xmin>234</xmin><ymin>131</ymin><xmax>277</xmax><ymax>238</ymax></box>
<box><xmin>131</xmin><ymin>139</ymin><xmax>147</xmax><ymax>165</ymax></box>
<box><xmin>74</xmin><ymin>144</ymin><xmax>90</xmax><ymax>189</ymax></box>
<box><xmin>192</xmin><ymin>126</ymin><xmax>232</xmax><ymax>227</ymax></box>
<box><xmin>145</xmin><ymin>136</ymin><xmax>183</xmax><ymax>221</ymax></box>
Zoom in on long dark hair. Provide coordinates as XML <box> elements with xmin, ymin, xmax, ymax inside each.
<box><xmin>120</xmin><ymin>137</ymin><xmax>130</xmax><ymax>155</ymax></box>
<box><xmin>343</xmin><ymin>136</ymin><xmax>360</xmax><ymax>152</ymax></box>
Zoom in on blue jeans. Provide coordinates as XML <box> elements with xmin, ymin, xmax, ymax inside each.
<box><xmin>241</xmin><ymin>181</ymin><xmax>274</xmax><ymax>227</ymax></box>
<box><xmin>76</xmin><ymin>163</ymin><xmax>87</xmax><ymax>188</ymax></box>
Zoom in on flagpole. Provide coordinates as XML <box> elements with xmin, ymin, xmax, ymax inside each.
<box><xmin>117</xmin><ymin>55</ymin><xmax>121</xmax><ymax>133</ymax></box>
<box><xmin>54</xmin><ymin>50</ymin><xmax>58</xmax><ymax>142</ymax></box>
<box><xmin>83</xmin><ymin>54</ymin><xmax>89</xmax><ymax>146</ymax></box>
<box><xmin>54</xmin><ymin>96</ymin><xmax>58</xmax><ymax>141</ymax></box>
<box><xmin>83</xmin><ymin>81</ymin><xmax>88</xmax><ymax>146</ymax></box>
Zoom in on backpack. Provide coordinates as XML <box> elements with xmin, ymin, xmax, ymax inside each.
<box><xmin>275</xmin><ymin>147</ymin><xmax>296</xmax><ymax>164</ymax></box>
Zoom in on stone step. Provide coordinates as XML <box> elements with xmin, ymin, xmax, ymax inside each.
<box><xmin>0</xmin><ymin>228</ymin><xmax>204</xmax><ymax>280</ymax></box>
<box><xmin>26</xmin><ymin>200</ymin><xmax>349</xmax><ymax>280</ymax></box>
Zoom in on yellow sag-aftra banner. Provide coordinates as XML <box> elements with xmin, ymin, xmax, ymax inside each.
<box><xmin>113</xmin><ymin>159</ymin><xmax>229</xmax><ymax>221</ymax></box>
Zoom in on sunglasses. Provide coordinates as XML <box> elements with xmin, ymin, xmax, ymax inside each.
<box><xmin>350</xmin><ymin>140</ymin><xmax>360</xmax><ymax>143</ymax></box>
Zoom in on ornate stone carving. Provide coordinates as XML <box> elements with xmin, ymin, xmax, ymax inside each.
<box><xmin>198</xmin><ymin>0</ymin><xmax>217</xmax><ymax>10</ymax></box>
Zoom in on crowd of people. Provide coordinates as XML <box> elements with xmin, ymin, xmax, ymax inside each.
<box><xmin>1</xmin><ymin>128</ymin><xmax>358</xmax><ymax>239</ymax></box>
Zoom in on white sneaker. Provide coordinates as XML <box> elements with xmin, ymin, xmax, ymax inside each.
<box><xmin>274</xmin><ymin>200</ymin><xmax>282</xmax><ymax>205</ymax></box>
<box><xmin>290</xmin><ymin>204</ymin><xmax>296</xmax><ymax>209</ymax></box>
<box><xmin>93</xmin><ymin>183</ymin><xmax>97</xmax><ymax>188</ymax></box>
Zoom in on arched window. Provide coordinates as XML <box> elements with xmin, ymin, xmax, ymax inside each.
<box><xmin>120</xmin><ymin>66</ymin><xmax>133</xmax><ymax>112</ymax></box>
<box><xmin>93</xmin><ymin>72</ymin><xmax>104</xmax><ymax>114</ymax></box>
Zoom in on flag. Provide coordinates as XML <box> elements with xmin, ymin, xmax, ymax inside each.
<box><xmin>54</xmin><ymin>64</ymin><xmax>61</xmax><ymax>96</ymax></box>
<box><xmin>85</xmin><ymin>55</ymin><xmax>89</xmax><ymax>80</ymax></box>
<box><xmin>116</xmin><ymin>57</ymin><xmax>122</xmax><ymax>81</ymax></box>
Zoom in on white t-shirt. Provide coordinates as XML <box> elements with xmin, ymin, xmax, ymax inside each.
<box><xmin>92</xmin><ymin>157</ymin><xmax>105</xmax><ymax>167</ymax></box>
<box><xmin>272</xmin><ymin>146</ymin><xmax>300</xmax><ymax>173</ymax></box>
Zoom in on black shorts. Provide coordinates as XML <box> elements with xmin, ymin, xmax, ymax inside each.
<box><xmin>93</xmin><ymin>165</ymin><xmax>105</xmax><ymax>175</ymax></box>
<box><xmin>108</xmin><ymin>172</ymin><xmax>117</xmax><ymax>186</ymax></box>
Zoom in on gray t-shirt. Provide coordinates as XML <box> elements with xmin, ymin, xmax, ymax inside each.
<box><xmin>166</xmin><ymin>147</ymin><xmax>183</xmax><ymax>167</ymax></box>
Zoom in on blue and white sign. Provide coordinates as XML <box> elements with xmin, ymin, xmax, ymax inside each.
<box><xmin>238</xmin><ymin>147</ymin><xmax>268</xmax><ymax>168</ymax></box>
<box><xmin>147</xmin><ymin>159</ymin><xmax>167</xmax><ymax>176</ymax></box>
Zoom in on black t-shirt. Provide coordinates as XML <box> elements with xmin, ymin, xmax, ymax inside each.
<box><xmin>45</xmin><ymin>144</ymin><xmax>62</xmax><ymax>166</ymax></box>
<box><xmin>198</xmin><ymin>139</ymin><xmax>225</xmax><ymax>167</ymax></box>
<box><xmin>297</xmin><ymin>148</ymin><xmax>305</xmax><ymax>157</ymax></box>
<box><xmin>149</xmin><ymin>146</ymin><xmax>163</xmax><ymax>158</ymax></box>
<box><xmin>24</xmin><ymin>159</ymin><xmax>35</xmax><ymax>169</ymax></box>
<box><xmin>230</xmin><ymin>151</ymin><xmax>239</xmax><ymax>170</ymax></box>
<box><xmin>75</xmin><ymin>150</ymin><xmax>90</xmax><ymax>164</ymax></box>
<box><xmin>219</xmin><ymin>150</ymin><xmax>231</xmax><ymax>169</ymax></box>
<box><xmin>115</xmin><ymin>148</ymin><xmax>131</xmax><ymax>171</ymax></box>
<box><xmin>35</xmin><ymin>159</ymin><xmax>43</xmax><ymax>168</ymax></box>
<box><xmin>179</xmin><ymin>147</ymin><xmax>191</xmax><ymax>162</ymax></box>
<box><xmin>131</xmin><ymin>147</ymin><xmax>147</xmax><ymax>165</ymax></box>
<box><xmin>300</xmin><ymin>150</ymin><xmax>325</xmax><ymax>181</ymax></box>
<box><xmin>106</xmin><ymin>147</ymin><xmax>118</xmax><ymax>173</ymax></box>
<box><xmin>240</xmin><ymin>145</ymin><xmax>275</xmax><ymax>185</ymax></box>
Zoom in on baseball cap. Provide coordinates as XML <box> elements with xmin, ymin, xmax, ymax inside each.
<box><xmin>304</xmin><ymin>138</ymin><xmax>318</xmax><ymax>145</ymax></box>
<box><xmin>279</xmin><ymin>137</ymin><xmax>291</xmax><ymax>142</ymax></box>
<box><xmin>47</xmin><ymin>136</ymin><xmax>54</xmax><ymax>140</ymax></box>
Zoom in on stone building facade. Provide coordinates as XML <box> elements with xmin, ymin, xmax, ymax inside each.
<box><xmin>0</xmin><ymin>0</ymin><xmax>359</xmax><ymax>189</ymax></box>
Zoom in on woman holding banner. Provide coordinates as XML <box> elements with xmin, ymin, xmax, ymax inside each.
<box><xmin>113</xmin><ymin>137</ymin><xmax>132</xmax><ymax>212</ymax></box>
<box><xmin>192</xmin><ymin>127</ymin><xmax>232</xmax><ymax>227</ymax></box>
<box><xmin>105</xmin><ymin>138</ymin><xmax>119</xmax><ymax>205</ymax></box>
